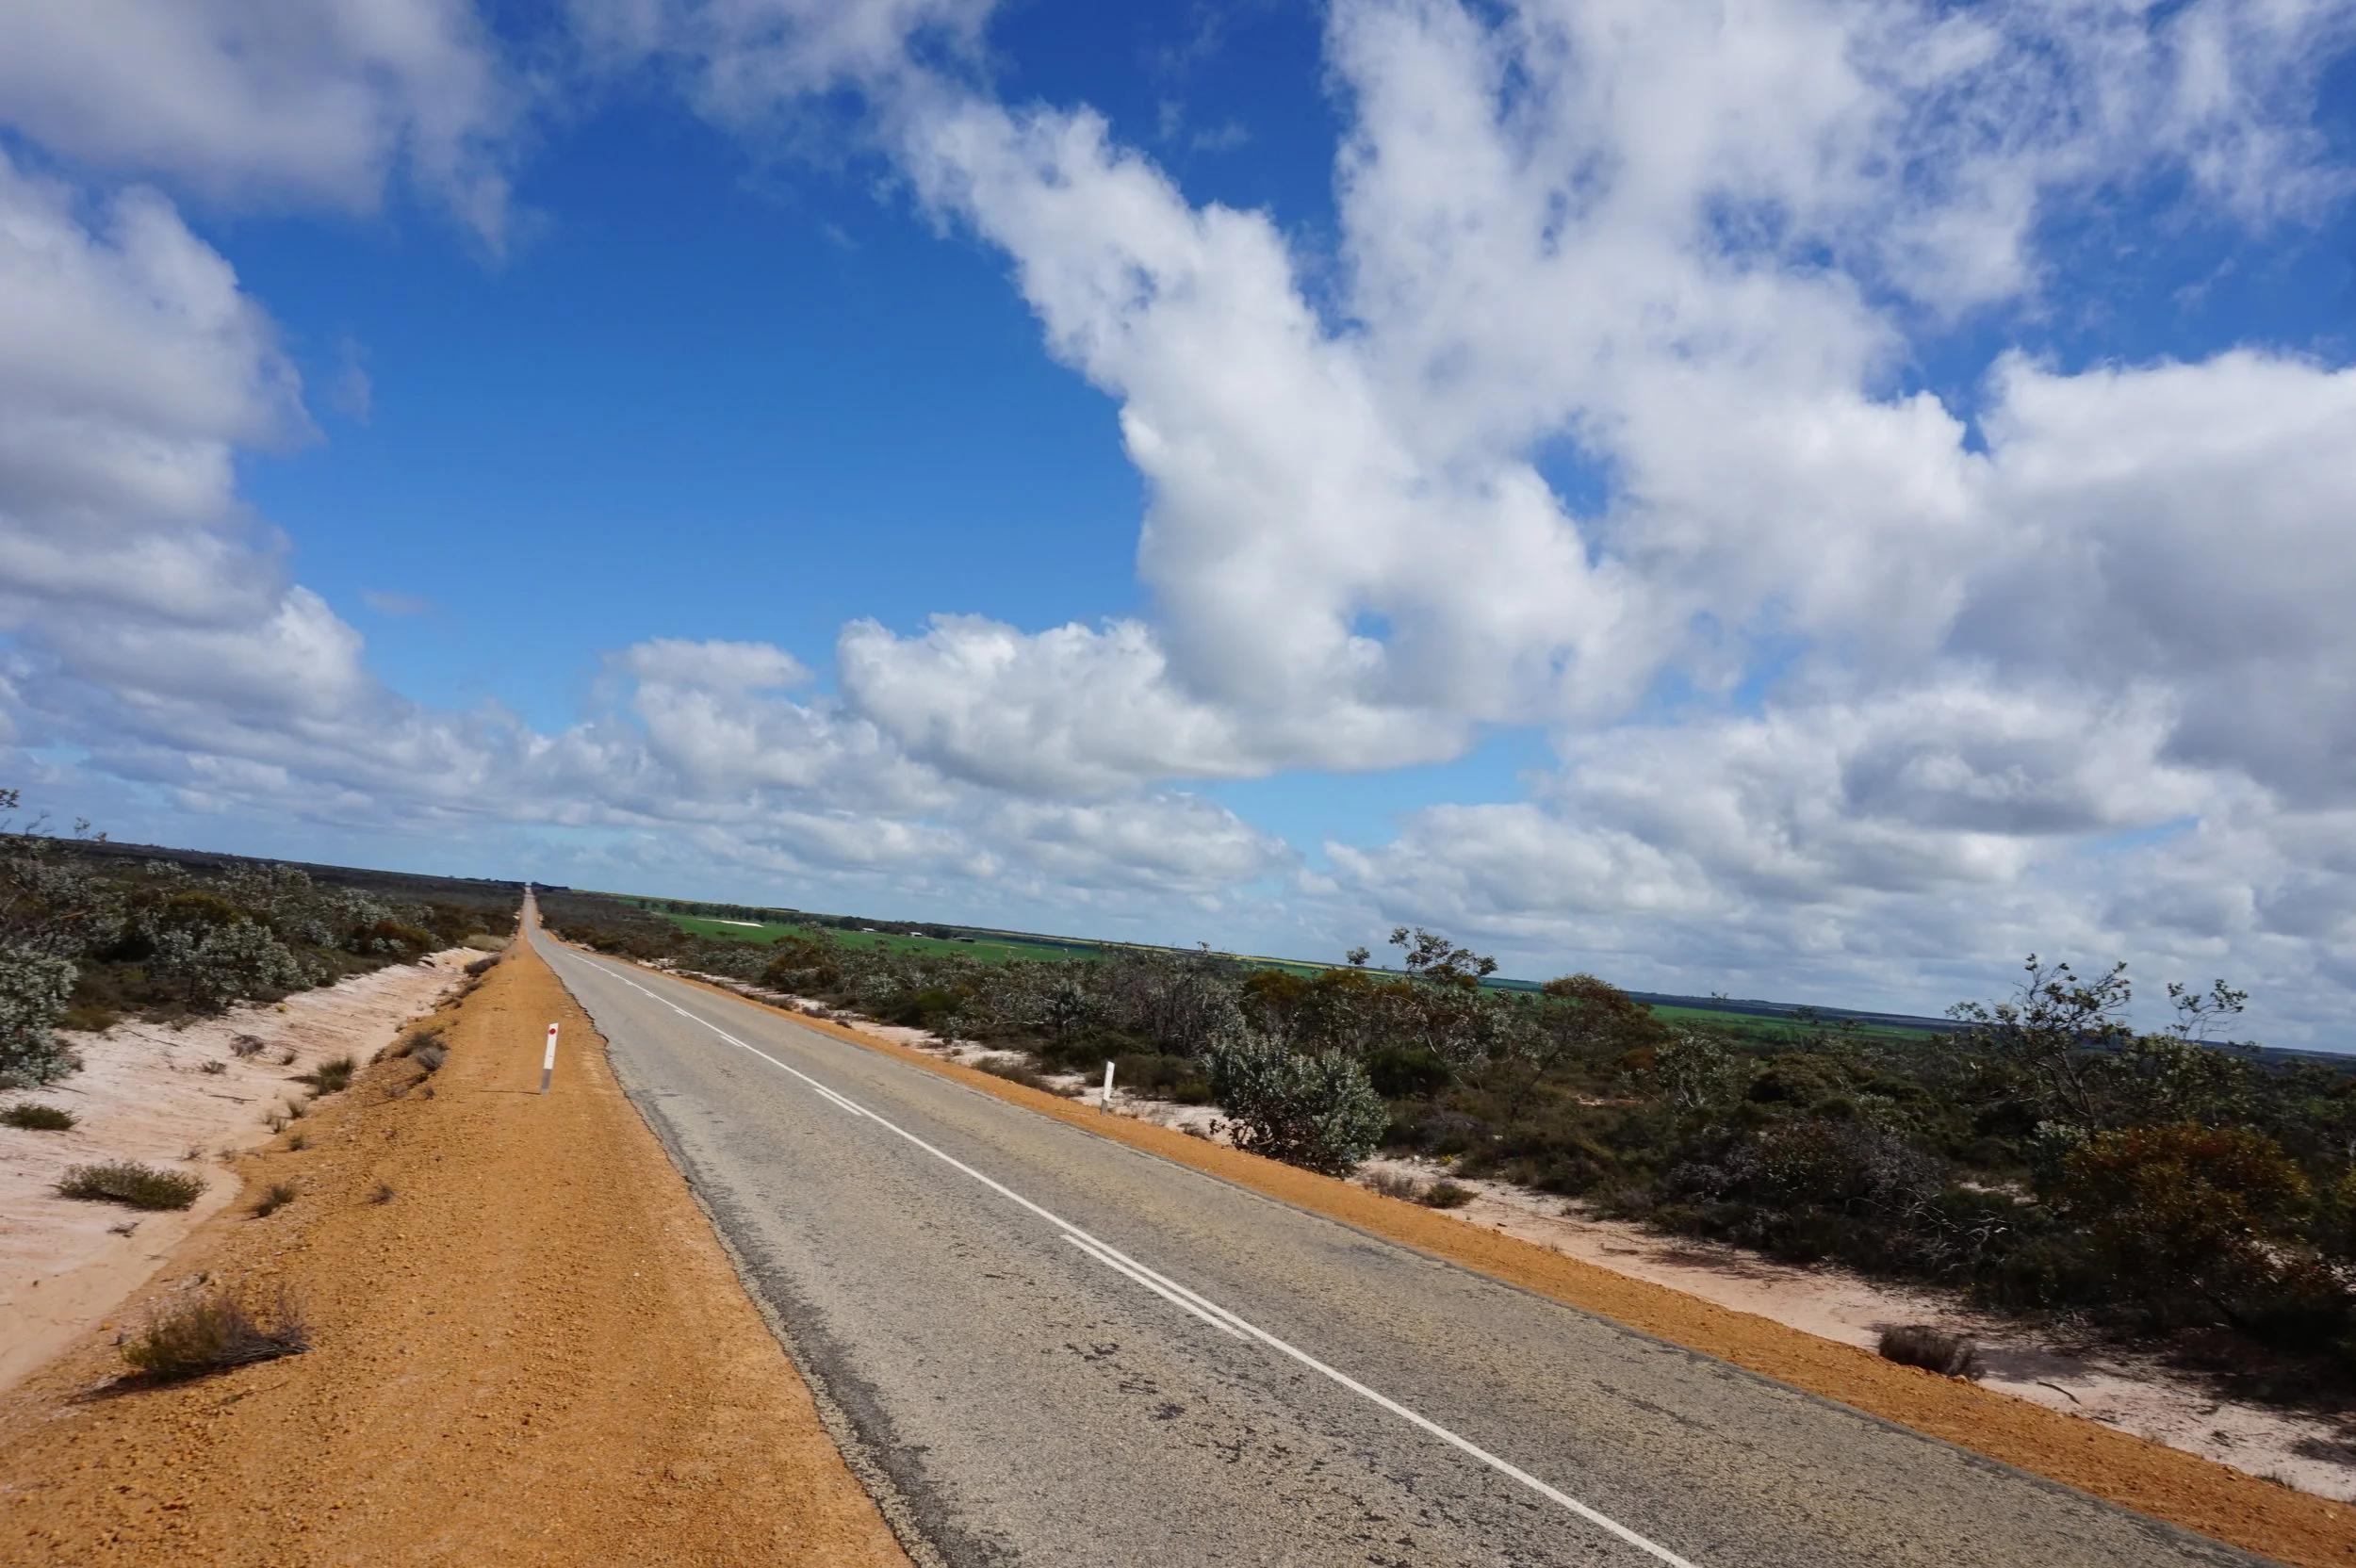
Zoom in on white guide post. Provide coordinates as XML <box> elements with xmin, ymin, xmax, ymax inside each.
<box><xmin>1100</xmin><ymin>1059</ymin><xmax>1115</xmax><ymax>1112</ymax></box>
<box><xmin>540</xmin><ymin>1022</ymin><xmax>560</xmax><ymax>1095</ymax></box>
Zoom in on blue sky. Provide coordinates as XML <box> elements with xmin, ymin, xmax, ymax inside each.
<box><xmin>7</xmin><ymin>0</ymin><xmax>2356</xmax><ymax>1037</ymax></box>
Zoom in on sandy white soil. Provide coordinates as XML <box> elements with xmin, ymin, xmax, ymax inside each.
<box><xmin>669</xmin><ymin>971</ymin><xmax>2356</xmax><ymax>1502</ymax></box>
<box><xmin>0</xmin><ymin>952</ymin><xmax>471</xmax><ymax>1394</ymax></box>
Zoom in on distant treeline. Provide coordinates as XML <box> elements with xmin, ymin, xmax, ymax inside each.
<box><xmin>547</xmin><ymin>886</ymin><xmax>2356</xmax><ymax>1393</ymax></box>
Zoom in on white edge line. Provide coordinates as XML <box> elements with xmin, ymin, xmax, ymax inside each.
<box><xmin>562</xmin><ymin>947</ymin><xmax>1702</xmax><ymax>1568</ymax></box>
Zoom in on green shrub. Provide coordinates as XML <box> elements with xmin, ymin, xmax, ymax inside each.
<box><xmin>120</xmin><ymin>1283</ymin><xmax>306</xmax><ymax>1381</ymax></box>
<box><xmin>57</xmin><ymin>1160</ymin><xmax>204</xmax><ymax>1210</ymax></box>
<box><xmin>1205</xmin><ymin>1034</ymin><xmax>1388</xmax><ymax>1175</ymax></box>
<box><xmin>2056</xmin><ymin>1123</ymin><xmax>2337</xmax><ymax>1334</ymax></box>
<box><xmin>0</xmin><ymin>951</ymin><xmax>79</xmax><ymax>1086</ymax></box>
<box><xmin>2</xmin><ymin>1101</ymin><xmax>74</xmax><ymax>1130</ymax></box>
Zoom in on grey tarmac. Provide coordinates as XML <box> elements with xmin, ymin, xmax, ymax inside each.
<box><xmin>533</xmin><ymin>924</ymin><xmax>2271</xmax><ymax>1568</ymax></box>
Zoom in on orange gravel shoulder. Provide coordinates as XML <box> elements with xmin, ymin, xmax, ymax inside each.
<box><xmin>0</xmin><ymin>939</ymin><xmax>910</xmax><ymax>1568</ymax></box>
<box><xmin>679</xmin><ymin>975</ymin><xmax>2356</xmax><ymax>1568</ymax></box>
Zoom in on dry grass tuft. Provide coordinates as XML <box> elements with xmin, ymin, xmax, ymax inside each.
<box><xmin>229</xmin><ymin>1034</ymin><xmax>267</xmax><ymax>1059</ymax></box>
<box><xmin>57</xmin><ymin>1160</ymin><xmax>204</xmax><ymax>1210</ymax></box>
<box><xmin>120</xmin><ymin>1283</ymin><xmax>307</xmax><ymax>1382</ymax></box>
<box><xmin>1419</xmin><ymin>1180</ymin><xmax>1476</xmax><ymax>1210</ymax></box>
<box><xmin>251</xmin><ymin>1181</ymin><xmax>298</xmax><ymax>1218</ymax></box>
<box><xmin>1366</xmin><ymin>1169</ymin><xmax>1424</xmax><ymax>1201</ymax></box>
<box><xmin>3</xmin><ymin>1101</ymin><xmax>76</xmax><ymax>1131</ymax></box>
<box><xmin>1877</xmin><ymin>1324</ymin><xmax>1984</xmax><ymax>1379</ymax></box>
<box><xmin>295</xmin><ymin>1054</ymin><xmax>356</xmax><ymax>1094</ymax></box>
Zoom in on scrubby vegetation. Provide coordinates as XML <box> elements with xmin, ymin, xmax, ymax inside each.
<box><xmin>0</xmin><ymin>792</ymin><xmax>518</xmax><ymax>1087</ymax></box>
<box><xmin>548</xmin><ymin>888</ymin><xmax>2356</xmax><ymax>1384</ymax></box>
<box><xmin>1</xmin><ymin>1101</ymin><xmax>74</xmax><ymax>1130</ymax></box>
<box><xmin>57</xmin><ymin>1160</ymin><xmax>205</xmax><ymax>1210</ymax></box>
<box><xmin>120</xmin><ymin>1283</ymin><xmax>307</xmax><ymax>1381</ymax></box>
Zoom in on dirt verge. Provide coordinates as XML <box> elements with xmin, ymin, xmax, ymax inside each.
<box><xmin>653</xmin><ymin>968</ymin><xmax>2355</xmax><ymax>1568</ymax></box>
<box><xmin>0</xmin><ymin>938</ymin><xmax>909</xmax><ymax>1567</ymax></box>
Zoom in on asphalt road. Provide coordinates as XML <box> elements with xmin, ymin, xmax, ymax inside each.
<box><xmin>532</xmin><ymin>923</ymin><xmax>2267</xmax><ymax>1568</ymax></box>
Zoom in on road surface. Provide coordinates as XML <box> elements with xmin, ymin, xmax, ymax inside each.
<box><xmin>532</xmin><ymin>922</ymin><xmax>2264</xmax><ymax>1568</ymax></box>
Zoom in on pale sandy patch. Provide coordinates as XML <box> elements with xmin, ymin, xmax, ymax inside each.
<box><xmin>0</xmin><ymin>951</ymin><xmax>470</xmax><ymax>1394</ymax></box>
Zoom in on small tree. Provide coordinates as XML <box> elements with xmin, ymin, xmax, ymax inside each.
<box><xmin>1205</xmin><ymin>1033</ymin><xmax>1389</xmax><ymax>1175</ymax></box>
<box><xmin>1388</xmin><ymin>926</ymin><xmax>1497</xmax><ymax>990</ymax></box>
<box><xmin>1948</xmin><ymin>956</ymin><xmax>2133</xmax><ymax>1127</ymax></box>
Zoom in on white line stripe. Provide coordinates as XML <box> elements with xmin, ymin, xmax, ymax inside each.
<box><xmin>555</xmin><ymin>946</ymin><xmax>1701</xmax><ymax>1568</ymax></box>
<box><xmin>1063</xmin><ymin>1233</ymin><xmax>1248</xmax><ymax>1338</ymax></box>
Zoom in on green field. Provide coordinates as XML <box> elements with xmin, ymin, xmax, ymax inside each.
<box><xmin>636</xmin><ymin>902</ymin><xmax>1949</xmax><ymax>1042</ymax></box>
<box><xmin>655</xmin><ymin>912</ymin><xmax>1091</xmax><ymax>966</ymax></box>
<box><xmin>1644</xmin><ymin>1003</ymin><xmax>1942</xmax><ymax>1045</ymax></box>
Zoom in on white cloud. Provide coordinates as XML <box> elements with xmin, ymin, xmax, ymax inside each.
<box><xmin>8</xmin><ymin>0</ymin><xmax>2356</xmax><ymax>1031</ymax></box>
<box><xmin>0</xmin><ymin>0</ymin><xmax>516</xmax><ymax>237</ymax></box>
<box><xmin>567</xmin><ymin>0</ymin><xmax>991</xmax><ymax>116</ymax></box>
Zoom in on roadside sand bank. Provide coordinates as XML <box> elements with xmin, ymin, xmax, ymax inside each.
<box><xmin>0</xmin><ymin>954</ymin><xmax>471</xmax><ymax>1395</ymax></box>
<box><xmin>0</xmin><ymin>935</ymin><xmax>910</xmax><ymax>1567</ymax></box>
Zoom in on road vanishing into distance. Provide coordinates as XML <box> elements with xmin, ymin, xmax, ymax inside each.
<box><xmin>532</xmin><ymin>919</ymin><xmax>2266</xmax><ymax>1568</ymax></box>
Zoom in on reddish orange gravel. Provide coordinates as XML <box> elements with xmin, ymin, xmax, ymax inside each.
<box><xmin>0</xmin><ymin>939</ymin><xmax>910</xmax><ymax>1567</ymax></box>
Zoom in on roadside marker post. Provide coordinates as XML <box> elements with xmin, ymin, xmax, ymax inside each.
<box><xmin>540</xmin><ymin>1023</ymin><xmax>560</xmax><ymax>1095</ymax></box>
<box><xmin>1100</xmin><ymin>1059</ymin><xmax>1115</xmax><ymax>1112</ymax></box>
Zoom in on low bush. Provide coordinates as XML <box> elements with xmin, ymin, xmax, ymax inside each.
<box><xmin>464</xmin><ymin>954</ymin><xmax>499</xmax><ymax>977</ymax></box>
<box><xmin>229</xmin><ymin>1034</ymin><xmax>266</xmax><ymax>1059</ymax></box>
<box><xmin>1420</xmin><ymin>1180</ymin><xmax>1477</xmax><ymax>1209</ymax></box>
<box><xmin>1110</xmin><ymin>1052</ymin><xmax>1212</xmax><ymax>1104</ymax></box>
<box><xmin>57</xmin><ymin>1160</ymin><xmax>204</xmax><ymax>1209</ymax></box>
<box><xmin>1366</xmin><ymin>1169</ymin><xmax>1423</xmax><ymax>1200</ymax></box>
<box><xmin>1205</xmin><ymin>1033</ymin><xmax>1389</xmax><ymax>1176</ymax></box>
<box><xmin>413</xmin><ymin>1040</ymin><xmax>448</xmax><ymax>1075</ymax></box>
<box><xmin>251</xmin><ymin>1181</ymin><xmax>297</xmax><ymax>1217</ymax></box>
<box><xmin>1877</xmin><ymin>1324</ymin><xmax>1983</xmax><ymax>1379</ymax></box>
<box><xmin>120</xmin><ymin>1283</ymin><xmax>307</xmax><ymax>1381</ymax></box>
<box><xmin>2</xmin><ymin>1101</ymin><xmax>75</xmax><ymax>1130</ymax></box>
<box><xmin>977</xmin><ymin>1056</ymin><xmax>1072</xmax><ymax>1095</ymax></box>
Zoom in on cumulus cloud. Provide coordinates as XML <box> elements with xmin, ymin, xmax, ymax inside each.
<box><xmin>8</xmin><ymin>0</ymin><xmax>2356</xmax><ymax>1029</ymax></box>
<box><xmin>829</xmin><ymin>0</ymin><xmax>2356</xmax><ymax>1024</ymax></box>
<box><xmin>0</xmin><ymin>0</ymin><xmax>516</xmax><ymax>237</ymax></box>
<box><xmin>0</xmin><ymin>126</ymin><xmax>1271</xmax><ymax>914</ymax></box>
<box><xmin>566</xmin><ymin>0</ymin><xmax>991</xmax><ymax>117</ymax></box>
